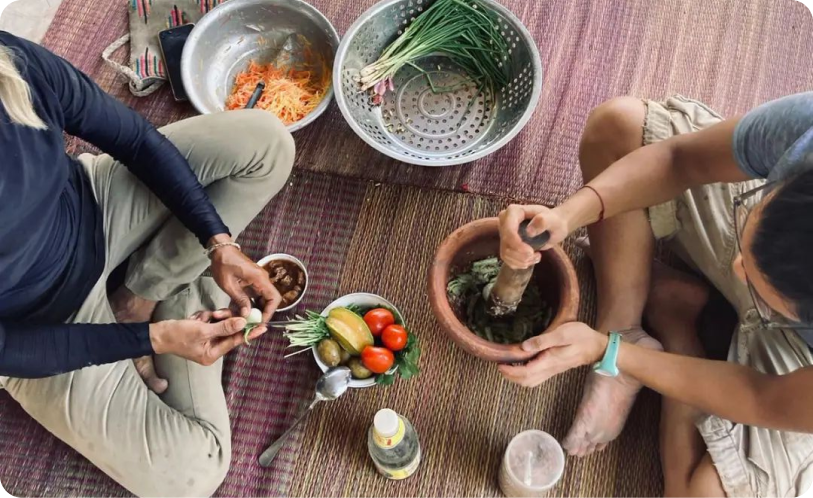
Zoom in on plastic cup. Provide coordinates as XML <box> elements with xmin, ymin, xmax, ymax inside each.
<box><xmin>498</xmin><ymin>430</ymin><xmax>565</xmax><ymax>497</ymax></box>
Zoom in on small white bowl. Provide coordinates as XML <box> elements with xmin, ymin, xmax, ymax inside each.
<box><xmin>312</xmin><ymin>292</ymin><xmax>404</xmax><ymax>389</ymax></box>
<box><xmin>256</xmin><ymin>253</ymin><xmax>308</xmax><ymax>312</ymax></box>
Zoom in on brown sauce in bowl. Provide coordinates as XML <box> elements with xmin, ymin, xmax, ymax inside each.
<box><xmin>263</xmin><ymin>259</ymin><xmax>306</xmax><ymax>308</ymax></box>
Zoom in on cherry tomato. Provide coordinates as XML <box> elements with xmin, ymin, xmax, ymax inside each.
<box><xmin>361</xmin><ymin>346</ymin><xmax>395</xmax><ymax>374</ymax></box>
<box><xmin>363</xmin><ymin>308</ymin><xmax>395</xmax><ymax>337</ymax></box>
<box><xmin>381</xmin><ymin>324</ymin><xmax>408</xmax><ymax>351</ymax></box>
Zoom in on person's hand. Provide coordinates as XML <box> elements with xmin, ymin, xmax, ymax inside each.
<box><xmin>208</xmin><ymin>237</ymin><xmax>282</xmax><ymax>322</ymax></box>
<box><xmin>149</xmin><ymin>309</ymin><xmax>267</xmax><ymax>366</ymax></box>
<box><xmin>498</xmin><ymin>205</ymin><xmax>570</xmax><ymax>269</ymax></box>
<box><xmin>499</xmin><ymin>322</ymin><xmax>608</xmax><ymax>388</ymax></box>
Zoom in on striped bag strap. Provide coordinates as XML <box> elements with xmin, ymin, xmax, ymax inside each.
<box><xmin>101</xmin><ymin>33</ymin><xmax>164</xmax><ymax>97</ymax></box>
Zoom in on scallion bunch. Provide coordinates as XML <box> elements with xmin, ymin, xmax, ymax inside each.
<box><xmin>357</xmin><ymin>0</ymin><xmax>511</xmax><ymax>105</ymax></box>
<box><xmin>280</xmin><ymin>305</ymin><xmax>365</xmax><ymax>357</ymax></box>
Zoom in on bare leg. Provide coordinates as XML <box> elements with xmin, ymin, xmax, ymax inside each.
<box><xmin>646</xmin><ymin>267</ymin><xmax>725</xmax><ymax>497</ymax></box>
<box><xmin>563</xmin><ymin>97</ymin><xmax>663</xmax><ymax>456</ymax></box>
<box><xmin>687</xmin><ymin>454</ymin><xmax>726</xmax><ymax>497</ymax></box>
<box><xmin>644</xmin><ymin>263</ymin><xmax>716</xmax><ymax>496</ymax></box>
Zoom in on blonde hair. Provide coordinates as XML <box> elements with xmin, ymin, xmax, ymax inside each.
<box><xmin>0</xmin><ymin>45</ymin><xmax>47</xmax><ymax>130</ymax></box>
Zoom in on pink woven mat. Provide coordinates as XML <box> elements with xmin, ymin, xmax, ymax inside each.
<box><xmin>1</xmin><ymin>0</ymin><xmax>812</xmax><ymax>496</ymax></box>
<box><xmin>41</xmin><ymin>0</ymin><xmax>813</xmax><ymax>206</ymax></box>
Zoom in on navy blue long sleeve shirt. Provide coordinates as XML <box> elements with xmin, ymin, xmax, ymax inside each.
<box><xmin>0</xmin><ymin>32</ymin><xmax>229</xmax><ymax>377</ymax></box>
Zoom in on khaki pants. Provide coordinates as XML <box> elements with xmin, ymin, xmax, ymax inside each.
<box><xmin>645</xmin><ymin>96</ymin><xmax>813</xmax><ymax>497</ymax></box>
<box><xmin>2</xmin><ymin>110</ymin><xmax>294</xmax><ymax>497</ymax></box>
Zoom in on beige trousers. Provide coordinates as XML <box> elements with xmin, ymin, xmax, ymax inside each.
<box><xmin>645</xmin><ymin>96</ymin><xmax>813</xmax><ymax>498</ymax></box>
<box><xmin>2</xmin><ymin>110</ymin><xmax>294</xmax><ymax>497</ymax></box>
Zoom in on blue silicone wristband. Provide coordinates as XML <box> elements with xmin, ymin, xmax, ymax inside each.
<box><xmin>593</xmin><ymin>332</ymin><xmax>622</xmax><ymax>377</ymax></box>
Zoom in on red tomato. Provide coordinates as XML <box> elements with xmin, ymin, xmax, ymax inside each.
<box><xmin>363</xmin><ymin>308</ymin><xmax>395</xmax><ymax>337</ymax></box>
<box><xmin>381</xmin><ymin>324</ymin><xmax>408</xmax><ymax>351</ymax></box>
<box><xmin>361</xmin><ymin>346</ymin><xmax>395</xmax><ymax>374</ymax></box>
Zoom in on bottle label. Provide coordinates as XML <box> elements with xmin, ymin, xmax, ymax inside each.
<box><xmin>374</xmin><ymin>448</ymin><xmax>422</xmax><ymax>480</ymax></box>
<box><xmin>373</xmin><ymin>418</ymin><xmax>406</xmax><ymax>449</ymax></box>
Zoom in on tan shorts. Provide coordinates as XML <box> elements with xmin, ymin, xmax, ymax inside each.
<box><xmin>645</xmin><ymin>96</ymin><xmax>813</xmax><ymax>498</ymax></box>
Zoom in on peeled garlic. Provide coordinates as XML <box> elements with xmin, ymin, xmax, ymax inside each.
<box><xmin>247</xmin><ymin>308</ymin><xmax>263</xmax><ymax>325</ymax></box>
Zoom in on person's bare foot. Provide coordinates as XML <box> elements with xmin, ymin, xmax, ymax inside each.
<box><xmin>109</xmin><ymin>286</ymin><xmax>167</xmax><ymax>393</ymax></box>
<box><xmin>133</xmin><ymin>356</ymin><xmax>169</xmax><ymax>393</ymax></box>
<box><xmin>563</xmin><ymin>328</ymin><xmax>662</xmax><ymax>456</ymax></box>
<box><xmin>109</xmin><ymin>285</ymin><xmax>158</xmax><ymax>323</ymax></box>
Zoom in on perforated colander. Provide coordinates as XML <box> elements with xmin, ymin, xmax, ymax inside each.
<box><xmin>334</xmin><ymin>0</ymin><xmax>543</xmax><ymax>167</ymax></box>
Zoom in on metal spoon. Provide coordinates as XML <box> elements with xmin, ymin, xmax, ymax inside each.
<box><xmin>258</xmin><ymin>366</ymin><xmax>352</xmax><ymax>467</ymax></box>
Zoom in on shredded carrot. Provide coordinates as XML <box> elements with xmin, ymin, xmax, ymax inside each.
<box><xmin>225</xmin><ymin>59</ymin><xmax>331</xmax><ymax>125</ymax></box>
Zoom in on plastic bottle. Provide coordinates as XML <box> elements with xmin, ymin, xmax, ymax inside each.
<box><xmin>367</xmin><ymin>408</ymin><xmax>421</xmax><ymax>480</ymax></box>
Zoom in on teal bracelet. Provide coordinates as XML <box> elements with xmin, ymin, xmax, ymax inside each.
<box><xmin>593</xmin><ymin>332</ymin><xmax>622</xmax><ymax>377</ymax></box>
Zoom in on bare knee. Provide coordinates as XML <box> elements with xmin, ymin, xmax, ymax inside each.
<box><xmin>579</xmin><ymin>97</ymin><xmax>647</xmax><ymax>181</ymax></box>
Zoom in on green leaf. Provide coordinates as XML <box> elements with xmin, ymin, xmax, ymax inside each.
<box><xmin>399</xmin><ymin>362</ymin><xmax>418</xmax><ymax>379</ymax></box>
<box><xmin>406</xmin><ymin>345</ymin><xmax>421</xmax><ymax>363</ymax></box>
<box><xmin>391</xmin><ymin>336</ymin><xmax>421</xmax><ymax>382</ymax></box>
<box><xmin>376</xmin><ymin>373</ymin><xmax>396</xmax><ymax>386</ymax></box>
<box><xmin>344</xmin><ymin>304</ymin><xmax>366</xmax><ymax>317</ymax></box>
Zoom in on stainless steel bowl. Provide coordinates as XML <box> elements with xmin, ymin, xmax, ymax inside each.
<box><xmin>334</xmin><ymin>0</ymin><xmax>543</xmax><ymax>167</ymax></box>
<box><xmin>181</xmin><ymin>0</ymin><xmax>339</xmax><ymax>132</ymax></box>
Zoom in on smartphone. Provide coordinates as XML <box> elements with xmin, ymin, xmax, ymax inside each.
<box><xmin>158</xmin><ymin>23</ymin><xmax>195</xmax><ymax>102</ymax></box>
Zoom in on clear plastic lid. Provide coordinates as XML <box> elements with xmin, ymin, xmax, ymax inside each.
<box><xmin>504</xmin><ymin>430</ymin><xmax>565</xmax><ymax>489</ymax></box>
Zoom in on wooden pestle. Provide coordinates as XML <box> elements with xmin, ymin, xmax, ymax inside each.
<box><xmin>485</xmin><ymin>220</ymin><xmax>550</xmax><ymax>317</ymax></box>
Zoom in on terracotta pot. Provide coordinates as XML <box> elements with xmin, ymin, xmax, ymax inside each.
<box><xmin>428</xmin><ymin>218</ymin><xmax>580</xmax><ymax>363</ymax></box>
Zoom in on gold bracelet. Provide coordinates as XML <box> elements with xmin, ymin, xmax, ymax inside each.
<box><xmin>205</xmin><ymin>241</ymin><xmax>241</xmax><ymax>259</ymax></box>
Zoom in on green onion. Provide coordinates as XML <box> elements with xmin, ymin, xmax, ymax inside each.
<box><xmin>243</xmin><ymin>308</ymin><xmax>264</xmax><ymax>346</ymax></box>
<box><xmin>279</xmin><ymin>305</ymin><xmax>366</xmax><ymax>356</ymax></box>
<box><xmin>282</xmin><ymin>310</ymin><xmax>330</xmax><ymax>349</ymax></box>
<box><xmin>358</xmin><ymin>0</ymin><xmax>511</xmax><ymax>106</ymax></box>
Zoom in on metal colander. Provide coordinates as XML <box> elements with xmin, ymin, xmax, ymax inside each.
<box><xmin>334</xmin><ymin>0</ymin><xmax>543</xmax><ymax>167</ymax></box>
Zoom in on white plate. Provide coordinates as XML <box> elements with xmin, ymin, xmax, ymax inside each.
<box><xmin>311</xmin><ymin>292</ymin><xmax>404</xmax><ymax>388</ymax></box>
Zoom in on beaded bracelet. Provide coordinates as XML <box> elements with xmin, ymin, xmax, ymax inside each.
<box><xmin>205</xmin><ymin>241</ymin><xmax>241</xmax><ymax>259</ymax></box>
